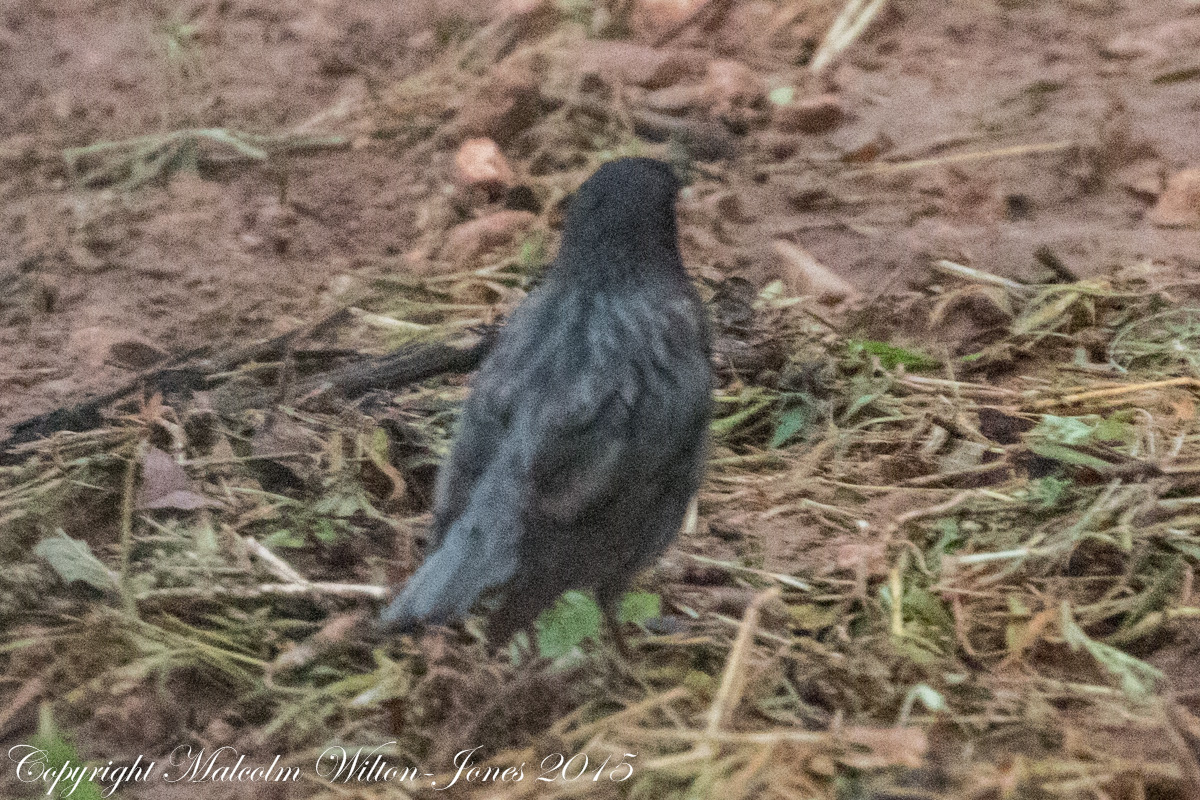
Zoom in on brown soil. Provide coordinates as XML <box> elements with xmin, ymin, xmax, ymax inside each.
<box><xmin>3</xmin><ymin>0</ymin><xmax>1199</xmax><ymax>433</ymax></box>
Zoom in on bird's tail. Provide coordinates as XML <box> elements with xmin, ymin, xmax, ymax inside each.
<box><xmin>379</xmin><ymin>522</ymin><xmax>516</xmax><ymax>633</ymax></box>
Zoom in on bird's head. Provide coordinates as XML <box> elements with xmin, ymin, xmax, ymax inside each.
<box><xmin>556</xmin><ymin>157</ymin><xmax>685</xmax><ymax>282</ymax></box>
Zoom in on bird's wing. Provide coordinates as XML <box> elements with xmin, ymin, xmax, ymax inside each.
<box><xmin>526</xmin><ymin>413</ymin><xmax>631</xmax><ymax>524</ymax></box>
<box><xmin>524</xmin><ymin>367</ymin><xmax>709</xmax><ymax>529</ymax></box>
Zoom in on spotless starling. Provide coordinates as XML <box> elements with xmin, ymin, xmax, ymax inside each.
<box><xmin>381</xmin><ymin>157</ymin><xmax>712</xmax><ymax>650</ymax></box>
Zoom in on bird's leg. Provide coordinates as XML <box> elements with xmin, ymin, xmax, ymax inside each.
<box><xmin>600</xmin><ymin>592</ymin><xmax>665</xmax><ymax>694</ymax></box>
<box><xmin>602</xmin><ymin>604</ymin><xmax>632</xmax><ymax>661</ymax></box>
<box><xmin>597</xmin><ymin>587</ymin><xmax>637</xmax><ymax>668</ymax></box>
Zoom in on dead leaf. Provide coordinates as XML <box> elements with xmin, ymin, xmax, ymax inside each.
<box><xmin>137</xmin><ymin>446</ymin><xmax>221</xmax><ymax>510</ymax></box>
<box><xmin>773</xmin><ymin>240</ymin><xmax>858</xmax><ymax>304</ymax></box>
<box><xmin>453</xmin><ymin>55</ymin><xmax>543</xmax><ymax>144</ymax></box>
<box><xmin>774</xmin><ymin>93</ymin><xmax>845</xmax><ymax>134</ymax></box>
<box><xmin>68</xmin><ymin>326</ymin><xmax>167</xmax><ymax>370</ymax></box>
<box><xmin>35</xmin><ymin>534</ymin><xmax>118</xmax><ymax>590</ymax></box>
<box><xmin>575</xmin><ymin>41</ymin><xmax>707</xmax><ymax>89</ymax></box>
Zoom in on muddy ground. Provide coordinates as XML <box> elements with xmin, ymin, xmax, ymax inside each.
<box><xmin>3</xmin><ymin>0</ymin><xmax>1198</xmax><ymax>431</ymax></box>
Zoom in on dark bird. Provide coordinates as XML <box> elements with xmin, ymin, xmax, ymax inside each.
<box><xmin>380</xmin><ymin>157</ymin><xmax>712</xmax><ymax>650</ymax></box>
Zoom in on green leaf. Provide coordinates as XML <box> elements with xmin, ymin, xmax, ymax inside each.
<box><xmin>536</xmin><ymin>591</ymin><xmax>602</xmax><ymax>659</ymax></box>
<box><xmin>928</xmin><ymin>518</ymin><xmax>963</xmax><ymax>568</ymax></box>
<box><xmin>788</xmin><ymin>603</ymin><xmax>841</xmax><ymax>630</ymax></box>
<box><xmin>758</xmin><ymin>279</ymin><xmax>787</xmax><ymax>303</ymax></box>
<box><xmin>1122</xmin><ymin>556</ymin><xmax>1185</xmax><ymax>629</ymax></box>
<box><xmin>263</xmin><ymin>529</ymin><xmax>305</xmax><ymax>549</ymax></box>
<box><xmin>518</xmin><ymin>231</ymin><xmax>547</xmax><ymax>273</ymax></box>
<box><xmin>313</xmin><ymin>519</ymin><xmax>340</xmax><ymax>543</ymax></box>
<box><xmin>619</xmin><ymin>591</ymin><xmax>661</xmax><ymax>624</ymax></box>
<box><xmin>1030</xmin><ymin>476</ymin><xmax>1073</xmax><ymax>509</ymax></box>
<box><xmin>1168</xmin><ymin>539</ymin><xmax>1200</xmax><ymax>561</ymax></box>
<box><xmin>840</xmin><ymin>390</ymin><xmax>882</xmax><ymax>424</ymax></box>
<box><xmin>1012</xmin><ymin>289</ymin><xmax>1080</xmax><ymax>336</ymax></box>
<box><xmin>710</xmin><ymin>395</ymin><xmax>774</xmax><ymax>437</ymax></box>
<box><xmin>1027</xmin><ymin>442</ymin><xmax>1113</xmax><ymax>470</ymax></box>
<box><xmin>1034</xmin><ymin>414</ymin><xmax>1096</xmax><ymax>444</ymax></box>
<box><xmin>903</xmin><ymin>683</ymin><xmax>947</xmax><ymax>713</ymax></box>
<box><xmin>34</xmin><ymin>532</ymin><xmax>116</xmax><ymax>591</ymax></box>
<box><xmin>903</xmin><ymin>586</ymin><xmax>954</xmax><ymax>630</ymax></box>
<box><xmin>1091</xmin><ymin>415</ymin><xmax>1136</xmax><ymax>445</ymax></box>
<box><xmin>33</xmin><ymin>708</ymin><xmax>105</xmax><ymax>800</ymax></box>
<box><xmin>769</xmin><ymin>403</ymin><xmax>813</xmax><ymax>448</ymax></box>
<box><xmin>337</xmin><ymin>494</ymin><xmax>361</xmax><ymax>518</ymax></box>
<box><xmin>847</xmin><ymin>339</ymin><xmax>941</xmax><ymax>371</ymax></box>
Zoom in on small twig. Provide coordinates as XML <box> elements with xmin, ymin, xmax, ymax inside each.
<box><xmin>643</xmin><ymin>588</ymin><xmax>780</xmax><ymax>771</ymax></box>
<box><xmin>620</xmin><ymin>726</ymin><xmax>828</xmax><ymax>746</ymax></box>
<box><xmin>706</xmin><ymin>587</ymin><xmax>780</xmax><ymax>736</ymax></box>
<box><xmin>0</xmin><ymin>676</ymin><xmax>44</xmax><ymax>736</ymax></box>
<box><xmin>899</xmin><ymin>374</ymin><xmax>1021</xmax><ymax>400</ymax></box>
<box><xmin>883</xmin><ymin>490</ymin><xmax>976</xmax><ymax>537</ymax></box>
<box><xmin>889</xmin><ymin>565</ymin><xmax>904</xmax><ymax>636</ymax></box>
<box><xmin>1161</xmin><ymin>699</ymin><xmax>1200</xmax><ymax>800</ymax></box>
<box><xmin>241</xmin><ymin>534</ymin><xmax>308</xmax><ymax>585</ymax></box>
<box><xmin>687</xmin><ymin>554</ymin><xmax>811</xmax><ymax>590</ymax></box>
<box><xmin>652</xmin><ymin>0</ymin><xmax>734</xmax><ymax>47</ymax></box>
<box><xmin>555</xmin><ymin>687</ymin><xmax>690</xmax><ymax>744</ymax></box>
<box><xmin>810</xmin><ymin>0</ymin><xmax>889</xmax><ymax>73</ymax></box>
<box><xmin>134</xmin><ymin>582</ymin><xmax>387</xmax><ymax>603</ymax></box>
<box><xmin>897</xmin><ymin>461</ymin><xmax>1014</xmax><ymax>488</ymax></box>
<box><xmin>119</xmin><ymin>438</ymin><xmax>144</xmax><ymax>616</ymax></box>
<box><xmin>932</xmin><ymin>259</ymin><xmax>1034</xmax><ymax>297</ymax></box>
<box><xmin>1027</xmin><ymin>377</ymin><xmax>1200</xmax><ymax>410</ymax></box>
<box><xmin>855</xmin><ymin>140</ymin><xmax>1075</xmax><ymax>176</ymax></box>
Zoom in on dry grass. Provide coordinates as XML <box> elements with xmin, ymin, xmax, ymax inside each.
<box><xmin>3</xmin><ymin>252</ymin><xmax>1200</xmax><ymax>799</ymax></box>
<box><xmin>6</xmin><ymin>6</ymin><xmax>1200</xmax><ymax>800</ymax></box>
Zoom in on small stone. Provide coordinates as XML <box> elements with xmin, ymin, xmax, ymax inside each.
<box><xmin>492</xmin><ymin>0</ymin><xmax>547</xmax><ymax>14</ymax></box>
<box><xmin>1115</xmin><ymin>160</ymin><xmax>1164</xmax><ymax>200</ymax></box>
<box><xmin>704</xmin><ymin>59</ymin><xmax>763</xmax><ymax>110</ymax></box>
<box><xmin>0</xmin><ymin>135</ymin><xmax>37</xmax><ymax>169</ymax></box>
<box><xmin>1102</xmin><ymin>18</ymin><xmax>1200</xmax><ymax>61</ymax></box>
<box><xmin>488</xmin><ymin>0</ymin><xmax>558</xmax><ymax>40</ymax></box>
<box><xmin>703</xmin><ymin>59</ymin><xmax>765</xmax><ymax>127</ymax></box>
<box><xmin>454</xmin><ymin>138</ymin><xmax>515</xmax><ymax>191</ymax></box>
<box><xmin>705</xmin><ymin>191</ymin><xmax>754</xmax><ymax>224</ymax></box>
<box><xmin>644</xmin><ymin>83</ymin><xmax>708</xmax><ymax>113</ymax></box>
<box><xmin>758</xmin><ymin>131</ymin><xmax>802</xmax><ymax>160</ymax></box>
<box><xmin>67</xmin><ymin>244</ymin><xmax>111</xmax><ymax>274</ymax></box>
<box><xmin>630</xmin><ymin>0</ymin><xmax>708</xmax><ymax>36</ymax></box>
<box><xmin>836</xmin><ymin>130</ymin><xmax>894</xmax><ymax>163</ymax></box>
<box><xmin>405</xmin><ymin>29</ymin><xmax>435</xmax><ymax>54</ymax></box>
<box><xmin>1148</xmin><ymin>168</ymin><xmax>1200</xmax><ymax>228</ymax></box>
